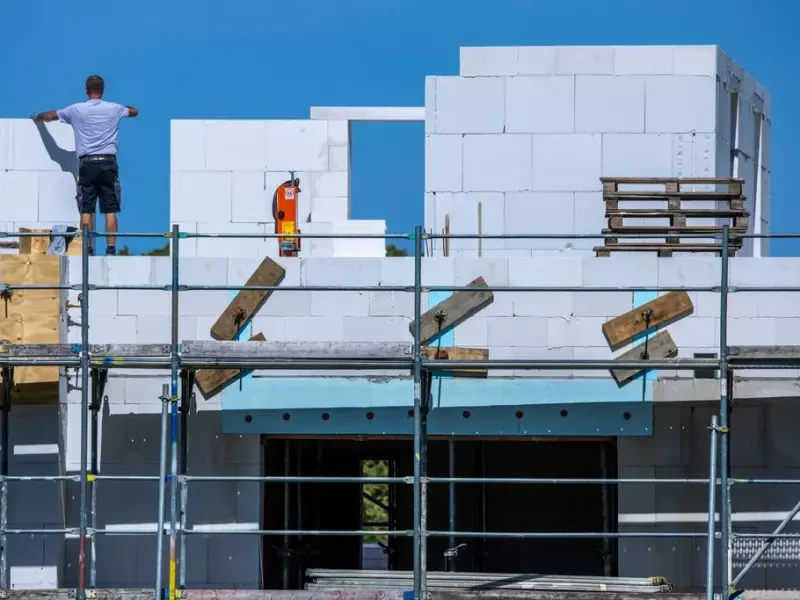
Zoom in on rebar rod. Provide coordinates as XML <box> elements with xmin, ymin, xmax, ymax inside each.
<box><xmin>168</xmin><ymin>224</ymin><xmax>180</xmax><ymax>600</ymax></box>
<box><xmin>412</xmin><ymin>225</ymin><xmax>424</xmax><ymax>600</ymax></box>
<box><xmin>719</xmin><ymin>225</ymin><xmax>732</xmax><ymax>597</ymax></box>
<box><xmin>77</xmin><ymin>224</ymin><xmax>90</xmax><ymax>600</ymax></box>
<box><xmin>706</xmin><ymin>415</ymin><xmax>719</xmax><ymax>600</ymax></box>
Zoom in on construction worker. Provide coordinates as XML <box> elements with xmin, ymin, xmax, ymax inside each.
<box><xmin>33</xmin><ymin>75</ymin><xmax>138</xmax><ymax>255</ymax></box>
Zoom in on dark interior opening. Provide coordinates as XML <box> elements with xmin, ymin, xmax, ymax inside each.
<box><xmin>260</xmin><ymin>437</ymin><xmax>618</xmax><ymax>589</ymax></box>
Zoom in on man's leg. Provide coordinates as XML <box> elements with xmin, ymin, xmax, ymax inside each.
<box><xmin>76</xmin><ymin>161</ymin><xmax>98</xmax><ymax>254</ymax></box>
<box><xmin>97</xmin><ymin>160</ymin><xmax>121</xmax><ymax>255</ymax></box>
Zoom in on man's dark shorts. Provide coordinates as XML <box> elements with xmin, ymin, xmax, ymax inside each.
<box><xmin>76</xmin><ymin>156</ymin><xmax>121</xmax><ymax>215</ymax></box>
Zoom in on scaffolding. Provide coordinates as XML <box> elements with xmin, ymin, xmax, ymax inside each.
<box><xmin>0</xmin><ymin>223</ymin><xmax>799</xmax><ymax>600</ymax></box>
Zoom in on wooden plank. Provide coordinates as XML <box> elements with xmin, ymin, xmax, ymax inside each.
<box><xmin>18</xmin><ymin>228</ymin><xmax>51</xmax><ymax>254</ymax></box>
<box><xmin>606</xmin><ymin>209</ymin><xmax>749</xmax><ymax>218</ymax></box>
<box><xmin>610</xmin><ymin>330</ymin><xmax>678</xmax><ymax>385</ymax></box>
<box><xmin>210</xmin><ymin>257</ymin><xmax>285</xmax><ymax>341</ymax></box>
<box><xmin>602</xmin><ymin>291</ymin><xmax>693</xmax><ymax>350</ymax></box>
<box><xmin>593</xmin><ymin>244</ymin><xmax>740</xmax><ymax>256</ymax></box>
<box><xmin>603</xmin><ymin>225</ymin><xmax>747</xmax><ymax>234</ymax></box>
<box><xmin>0</xmin><ymin>255</ymin><xmax>61</xmax><ymax>404</ymax></box>
<box><xmin>410</xmin><ymin>276</ymin><xmax>494</xmax><ymax>345</ymax></box>
<box><xmin>600</xmin><ymin>176</ymin><xmax>744</xmax><ymax>185</ymax></box>
<box><xmin>184</xmin><ymin>340</ymin><xmax>413</xmax><ymax>360</ymax></box>
<box><xmin>421</xmin><ymin>346</ymin><xmax>488</xmax><ymax>378</ymax></box>
<box><xmin>604</xmin><ymin>191</ymin><xmax>743</xmax><ymax>199</ymax></box>
<box><xmin>195</xmin><ymin>333</ymin><xmax>266</xmax><ymax>399</ymax></box>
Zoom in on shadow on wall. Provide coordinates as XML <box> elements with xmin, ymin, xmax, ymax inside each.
<box><xmin>35</xmin><ymin>122</ymin><xmax>77</xmax><ymax>179</ymax></box>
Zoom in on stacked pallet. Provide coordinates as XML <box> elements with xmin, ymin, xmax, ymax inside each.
<box><xmin>594</xmin><ymin>177</ymin><xmax>747</xmax><ymax>257</ymax></box>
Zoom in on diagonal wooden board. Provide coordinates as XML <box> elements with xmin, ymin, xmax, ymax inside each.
<box><xmin>421</xmin><ymin>346</ymin><xmax>488</xmax><ymax>378</ymax></box>
<box><xmin>195</xmin><ymin>332</ymin><xmax>266</xmax><ymax>400</ymax></box>
<box><xmin>602</xmin><ymin>291</ymin><xmax>693</xmax><ymax>350</ymax></box>
<box><xmin>610</xmin><ymin>330</ymin><xmax>678</xmax><ymax>386</ymax></box>
<box><xmin>210</xmin><ymin>257</ymin><xmax>285</xmax><ymax>341</ymax></box>
<box><xmin>409</xmin><ymin>276</ymin><xmax>494</xmax><ymax>345</ymax></box>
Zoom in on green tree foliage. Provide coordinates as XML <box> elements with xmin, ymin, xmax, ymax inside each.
<box><xmin>385</xmin><ymin>244</ymin><xmax>409</xmax><ymax>257</ymax></box>
<box><xmin>144</xmin><ymin>242</ymin><xmax>170</xmax><ymax>256</ymax></box>
<box><xmin>362</xmin><ymin>460</ymin><xmax>389</xmax><ymax>543</ymax></box>
<box><xmin>116</xmin><ymin>246</ymin><xmax>131</xmax><ymax>256</ymax></box>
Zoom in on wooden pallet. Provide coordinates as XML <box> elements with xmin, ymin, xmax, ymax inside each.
<box><xmin>597</xmin><ymin>177</ymin><xmax>748</xmax><ymax>257</ymax></box>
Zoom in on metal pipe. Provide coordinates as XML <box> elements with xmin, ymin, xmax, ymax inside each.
<box><xmin>185</xmin><ymin>475</ymin><xmax>408</xmax><ymax>484</ymax></box>
<box><xmin>186</xmin><ymin>232</ymin><xmax>409</xmax><ymax>239</ymax></box>
<box><xmin>283</xmin><ymin>440</ymin><xmax>290</xmax><ymax>590</ymax></box>
<box><xmin>155</xmin><ymin>383</ymin><xmax>169</xmax><ymax>598</ymax></box>
<box><xmin>447</xmin><ymin>440</ymin><xmax>456</xmax><ymax>572</ymax></box>
<box><xmin>296</xmin><ymin>443</ymin><xmax>303</xmax><ymax>590</ymax></box>
<box><xmin>718</xmin><ymin>225</ymin><xmax>731</xmax><ymax>597</ymax></box>
<box><xmin>479</xmin><ymin>441</ymin><xmax>487</xmax><ymax>573</ymax></box>
<box><xmin>89</xmin><ymin>371</ymin><xmax>99</xmax><ymax>588</ymax></box>
<box><xmin>425</xmin><ymin>477</ymin><xmax>710</xmax><ymax>484</ymax></box>
<box><xmin>706</xmin><ymin>415</ymin><xmax>719</xmax><ymax>600</ymax></box>
<box><xmin>77</xmin><ymin>223</ymin><xmax>90</xmax><ymax>600</ymax></box>
<box><xmin>168</xmin><ymin>224</ymin><xmax>180</xmax><ymax>600</ymax></box>
<box><xmin>426</xmin><ymin>531</ymin><xmax>707</xmax><ymax>539</ymax></box>
<box><xmin>179</xmin><ymin>372</ymin><xmax>189</xmax><ymax>590</ymax></box>
<box><xmin>423</xmin><ymin>359</ymin><xmax>717</xmax><ymax>370</ymax></box>
<box><xmin>732</xmin><ymin>499</ymin><xmax>800</xmax><ymax>585</ymax></box>
<box><xmin>599</xmin><ymin>444</ymin><xmax>612</xmax><ymax>577</ymax></box>
<box><xmin>412</xmin><ymin>225</ymin><xmax>424</xmax><ymax>600</ymax></box>
<box><xmin>0</xmin><ymin>368</ymin><xmax>9</xmax><ymax>589</ymax></box>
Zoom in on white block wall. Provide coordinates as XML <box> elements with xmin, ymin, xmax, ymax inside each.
<box><xmin>425</xmin><ymin>45</ymin><xmax>771</xmax><ymax>257</ymax></box>
<box><xmin>170</xmin><ymin>119</ymin><xmax>386</xmax><ymax>258</ymax></box>
<box><xmin>0</xmin><ymin>119</ymin><xmax>80</xmax><ymax>249</ymax></box>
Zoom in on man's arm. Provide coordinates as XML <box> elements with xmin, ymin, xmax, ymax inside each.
<box><xmin>126</xmin><ymin>106</ymin><xmax>139</xmax><ymax>118</ymax></box>
<box><xmin>32</xmin><ymin>111</ymin><xmax>59</xmax><ymax>122</ymax></box>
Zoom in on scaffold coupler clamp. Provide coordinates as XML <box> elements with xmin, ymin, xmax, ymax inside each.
<box><xmin>444</xmin><ymin>542</ymin><xmax>467</xmax><ymax>558</ymax></box>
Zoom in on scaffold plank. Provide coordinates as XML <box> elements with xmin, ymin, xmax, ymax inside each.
<box><xmin>602</xmin><ymin>291</ymin><xmax>693</xmax><ymax>350</ymax></box>
<box><xmin>611</xmin><ymin>330</ymin><xmax>677</xmax><ymax>385</ymax></box>
<box><xmin>183</xmin><ymin>340</ymin><xmax>413</xmax><ymax>359</ymax></box>
<box><xmin>195</xmin><ymin>332</ymin><xmax>266</xmax><ymax>399</ymax></box>
<box><xmin>210</xmin><ymin>257</ymin><xmax>285</xmax><ymax>341</ymax></box>
<box><xmin>728</xmin><ymin>346</ymin><xmax>800</xmax><ymax>364</ymax></box>
<box><xmin>411</xmin><ymin>276</ymin><xmax>494</xmax><ymax>345</ymax></box>
<box><xmin>421</xmin><ymin>346</ymin><xmax>488</xmax><ymax>377</ymax></box>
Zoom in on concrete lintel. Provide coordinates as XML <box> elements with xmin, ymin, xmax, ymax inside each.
<box><xmin>310</xmin><ymin>106</ymin><xmax>425</xmax><ymax>122</ymax></box>
<box><xmin>656</xmin><ymin>378</ymin><xmax>800</xmax><ymax>403</ymax></box>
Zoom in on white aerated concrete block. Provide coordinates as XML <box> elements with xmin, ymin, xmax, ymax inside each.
<box><xmin>532</xmin><ymin>134</ymin><xmax>601</xmax><ymax>191</ymax></box>
<box><xmin>231</xmin><ymin>171</ymin><xmax>269</xmax><ymax>223</ymax></box>
<box><xmin>369</xmin><ymin>291</ymin><xmax>415</xmax><ymax>318</ymax></box>
<box><xmin>667</xmin><ymin>316</ymin><xmax>717</xmax><ymax>348</ymax></box>
<box><xmin>425</xmin><ymin>135</ymin><xmax>462</xmax><ymax>192</ymax></box>
<box><xmin>555</xmin><ymin>46</ymin><xmax>614</xmax><ymax>75</ymax></box>
<box><xmin>518</xmin><ymin>47</ymin><xmax>557</xmax><ymax>75</ymax></box>
<box><xmin>673</xmin><ymin>46</ymin><xmax>720</xmax><ymax>76</ymax></box>
<box><xmin>311</xmin><ymin>197</ymin><xmax>348</xmax><ymax>222</ymax></box>
<box><xmin>196</xmin><ymin>222</ymin><xmax>272</xmax><ymax>259</ymax></box>
<box><xmin>645</xmin><ymin>76</ymin><xmax>716</xmax><ymax>133</ymax></box>
<box><xmin>228</xmin><ymin>258</ymin><xmax>309</xmax><ymax>317</ymax></box>
<box><xmin>547</xmin><ymin>317</ymin><xmax>608</xmax><ymax>348</ymax></box>
<box><xmin>330</xmin><ymin>220</ymin><xmax>386</xmax><ymax>258</ymax></box>
<box><xmin>310</xmin><ymin>172</ymin><xmax>348</xmax><ymax>198</ymax></box>
<box><xmin>453</xmin><ymin>315</ymin><xmax>488</xmax><ymax>346</ymax></box>
<box><xmin>425</xmin><ymin>77</ymin><xmax>435</xmax><ymax>134</ymax></box>
<box><xmin>171</xmin><ymin>171</ymin><xmax>232</xmax><ymax>223</ymax></box>
<box><xmin>582</xmin><ymin>256</ymin><xmax>658</xmax><ymax>287</ymax></box>
<box><xmin>730</xmin><ymin>258</ymin><xmax>800</xmax><ymax>287</ymax></box>
<box><xmin>727</xmin><ymin>318</ymin><xmax>777</xmax><ymax>346</ymax></box>
<box><xmin>265</xmin><ymin>121</ymin><xmax>329</xmax><ymax>172</ymax></box>
<box><xmin>454</xmin><ymin>258</ymin><xmax>511</xmax><ymax>316</ymax></box>
<box><xmin>657</xmin><ymin>257</ymin><xmax>721</xmax><ymax>289</ymax></box>
<box><xmin>9</xmin><ymin>120</ymin><xmax>75</xmax><ymax>170</ymax></box>
<box><xmin>69</xmin><ymin>315</ymin><xmax>137</xmax><ymax>344</ymax></box>
<box><xmin>136</xmin><ymin>316</ymin><xmax>197</xmax><ymax>344</ymax></box>
<box><xmin>310</xmin><ymin>291</ymin><xmax>370</xmax><ymax>317</ymax></box>
<box><xmin>513</xmin><ymin>292</ymin><xmax>573</xmax><ymax>319</ymax></box>
<box><xmin>327</xmin><ymin>120</ymin><xmax>349</xmax><ymax>146</ymax></box>
<box><xmin>172</xmin><ymin>222</ymin><xmax>197</xmax><ymax>257</ymax></box>
<box><xmin>285</xmin><ymin>316</ymin><xmax>339</xmax><ymax>342</ymax></box>
<box><xmin>504</xmin><ymin>192</ymin><xmax>574</xmax><ymax>248</ymax></box>
<box><xmin>463</xmin><ymin>135</ymin><xmax>532</xmax><ymax>192</ymax></box>
<box><xmin>573</xmin><ymin>192</ymin><xmax>606</xmax><ymax>250</ymax></box>
<box><xmin>329</xmin><ymin>145</ymin><xmax>349</xmax><ymax>172</ymax></box>
<box><xmin>0</xmin><ymin>120</ymin><xmax>8</xmax><ymax>169</ymax></box>
<box><xmin>378</xmin><ymin>258</ymin><xmax>414</xmax><ymax>287</ymax></box>
<box><xmin>170</xmin><ymin>121</ymin><xmax>206</xmax><ymax>170</ymax></box>
<box><xmin>205</xmin><ymin>121</ymin><xmax>267</xmax><ymax>171</ymax></box>
<box><xmin>433</xmin><ymin>192</ymin><xmax>504</xmax><ymax>252</ymax></box>
<box><xmin>424</xmin><ymin>193</ymin><xmax>436</xmax><ymax>231</ymax></box>
<box><xmin>38</xmin><ymin>172</ymin><xmax>77</xmax><ymax>221</ymax></box>
<box><xmin>432</xmin><ymin>77</ymin><xmax>505</xmax><ymax>134</ymax></box>
<box><xmin>344</xmin><ymin>317</ymin><xmax>412</xmax><ymax>343</ymax></box>
<box><xmin>460</xmin><ymin>47</ymin><xmax>518</xmax><ymax>76</ymax></box>
<box><xmin>613</xmin><ymin>46</ymin><xmax>673</xmax><ymax>75</ymax></box>
<box><xmin>305</xmin><ymin>258</ymin><xmax>382</xmax><ymax>286</ymax></box>
<box><xmin>575</xmin><ymin>76</ymin><xmax>645</xmax><ymax>133</ymax></box>
<box><xmin>505</xmin><ymin>76</ymin><xmax>574</xmax><ymax>134</ymax></box>
<box><xmin>0</xmin><ymin>172</ymin><xmax>39</xmax><ymax>221</ymax></box>
<box><xmin>487</xmin><ymin>317</ymin><xmax>548</xmax><ymax>347</ymax></box>
<box><xmin>775</xmin><ymin>320</ymin><xmax>800</xmax><ymax>345</ymax></box>
<box><xmin>509</xmin><ymin>257</ymin><xmax>583</xmax><ymax>287</ymax></box>
<box><xmin>572</xmin><ymin>292</ymin><xmax>633</xmax><ymax>318</ymax></box>
<box><xmin>601</xmin><ymin>134</ymin><xmax>673</xmax><ymax>177</ymax></box>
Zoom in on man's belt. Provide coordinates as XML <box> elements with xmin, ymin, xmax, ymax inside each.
<box><xmin>80</xmin><ymin>154</ymin><xmax>117</xmax><ymax>161</ymax></box>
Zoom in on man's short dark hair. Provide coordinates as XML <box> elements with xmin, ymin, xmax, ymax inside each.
<box><xmin>85</xmin><ymin>75</ymin><xmax>104</xmax><ymax>95</ymax></box>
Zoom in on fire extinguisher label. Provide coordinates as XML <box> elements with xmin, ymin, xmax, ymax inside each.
<box><xmin>285</xmin><ymin>188</ymin><xmax>295</xmax><ymax>200</ymax></box>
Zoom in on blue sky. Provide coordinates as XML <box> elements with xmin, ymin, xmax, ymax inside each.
<box><xmin>2</xmin><ymin>0</ymin><xmax>797</xmax><ymax>255</ymax></box>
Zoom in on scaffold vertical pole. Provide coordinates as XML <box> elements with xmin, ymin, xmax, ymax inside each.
<box><xmin>77</xmin><ymin>223</ymin><xmax>90</xmax><ymax>600</ymax></box>
<box><xmin>447</xmin><ymin>440</ymin><xmax>456</xmax><ymax>572</ymax></box>
<box><xmin>706</xmin><ymin>414</ymin><xmax>719</xmax><ymax>600</ymax></box>
<box><xmin>282</xmin><ymin>440</ymin><xmax>290</xmax><ymax>590</ymax></box>
<box><xmin>600</xmin><ymin>443</ymin><xmax>612</xmax><ymax>577</ymax></box>
<box><xmin>155</xmin><ymin>383</ymin><xmax>169</xmax><ymax>598</ymax></box>
<box><xmin>412</xmin><ymin>225</ymin><xmax>425</xmax><ymax>600</ymax></box>
<box><xmin>718</xmin><ymin>225</ymin><xmax>731</xmax><ymax>598</ymax></box>
<box><xmin>89</xmin><ymin>368</ymin><xmax>106</xmax><ymax>588</ymax></box>
<box><xmin>168</xmin><ymin>224</ymin><xmax>180</xmax><ymax>600</ymax></box>
<box><xmin>178</xmin><ymin>370</ymin><xmax>190</xmax><ymax>590</ymax></box>
<box><xmin>0</xmin><ymin>366</ymin><xmax>10</xmax><ymax>589</ymax></box>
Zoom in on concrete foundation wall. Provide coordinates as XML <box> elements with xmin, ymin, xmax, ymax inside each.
<box><xmin>425</xmin><ymin>45</ymin><xmax>771</xmax><ymax>257</ymax></box>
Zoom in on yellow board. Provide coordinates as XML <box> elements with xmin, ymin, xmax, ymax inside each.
<box><xmin>0</xmin><ymin>255</ymin><xmax>61</xmax><ymax>405</ymax></box>
<box><xmin>18</xmin><ymin>226</ymin><xmax>83</xmax><ymax>256</ymax></box>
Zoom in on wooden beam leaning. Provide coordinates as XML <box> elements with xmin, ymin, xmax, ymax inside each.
<box><xmin>602</xmin><ymin>291</ymin><xmax>693</xmax><ymax>351</ymax></box>
<box><xmin>195</xmin><ymin>333</ymin><xmax>266</xmax><ymax>400</ymax></box>
<box><xmin>420</xmin><ymin>346</ymin><xmax>489</xmax><ymax>378</ymax></box>
<box><xmin>410</xmin><ymin>276</ymin><xmax>494</xmax><ymax>345</ymax></box>
<box><xmin>210</xmin><ymin>257</ymin><xmax>285</xmax><ymax>341</ymax></box>
<box><xmin>611</xmin><ymin>330</ymin><xmax>678</xmax><ymax>385</ymax></box>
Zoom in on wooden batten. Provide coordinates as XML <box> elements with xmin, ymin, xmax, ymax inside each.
<box><xmin>0</xmin><ymin>255</ymin><xmax>62</xmax><ymax>405</ymax></box>
<box><xmin>18</xmin><ymin>227</ymin><xmax>82</xmax><ymax>256</ymax></box>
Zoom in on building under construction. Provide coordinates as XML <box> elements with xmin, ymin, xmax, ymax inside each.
<box><xmin>0</xmin><ymin>45</ymin><xmax>797</xmax><ymax>600</ymax></box>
